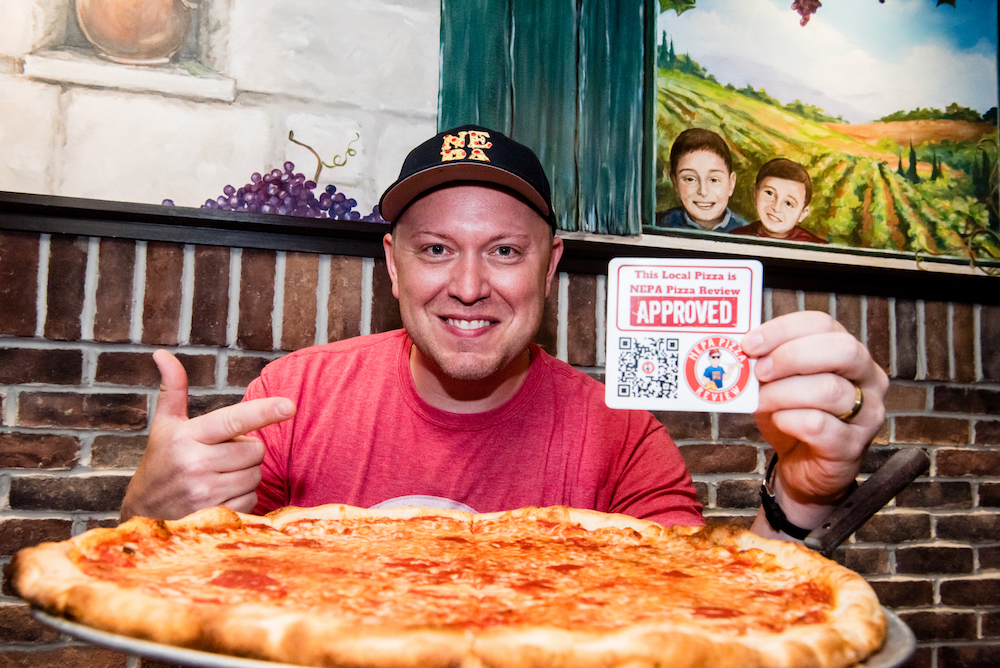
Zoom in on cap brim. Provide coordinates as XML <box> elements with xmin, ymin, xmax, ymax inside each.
<box><xmin>379</xmin><ymin>162</ymin><xmax>551</xmax><ymax>223</ymax></box>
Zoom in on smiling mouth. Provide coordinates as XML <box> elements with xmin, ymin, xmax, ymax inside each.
<box><xmin>444</xmin><ymin>318</ymin><xmax>494</xmax><ymax>331</ymax></box>
<box><xmin>693</xmin><ymin>202</ymin><xmax>717</xmax><ymax>210</ymax></box>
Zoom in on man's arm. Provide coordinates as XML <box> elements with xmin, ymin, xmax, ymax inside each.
<box><xmin>119</xmin><ymin>350</ymin><xmax>296</xmax><ymax>522</ymax></box>
<box><xmin>740</xmin><ymin>311</ymin><xmax>889</xmax><ymax>541</ymax></box>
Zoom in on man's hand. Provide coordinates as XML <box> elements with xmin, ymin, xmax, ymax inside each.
<box><xmin>119</xmin><ymin>350</ymin><xmax>296</xmax><ymax>522</ymax></box>
<box><xmin>740</xmin><ymin>311</ymin><xmax>888</xmax><ymax>539</ymax></box>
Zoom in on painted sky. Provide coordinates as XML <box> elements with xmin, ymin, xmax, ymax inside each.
<box><xmin>658</xmin><ymin>0</ymin><xmax>998</xmax><ymax>124</ymax></box>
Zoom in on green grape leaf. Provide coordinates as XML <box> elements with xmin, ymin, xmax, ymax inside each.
<box><xmin>659</xmin><ymin>0</ymin><xmax>697</xmax><ymax>16</ymax></box>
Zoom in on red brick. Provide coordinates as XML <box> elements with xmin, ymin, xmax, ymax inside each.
<box><xmin>9</xmin><ymin>474</ymin><xmax>130</xmax><ymax>512</ymax></box>
<box><xmin>953</xmin><ymin>303</ymin><xmax>975</xmax><ymax>383</ymax></box>
<box><xmin>770</xmin><ymin>289</ymin><xmax>798</xmax><ymax>318</ymax></box>
<box><xmin>855</xmin><ymin>512</ymin><xmax>931</xmax><ymax>543</ymax></box>
<box><xmin>0</xmin><ymin>433</ymin><xmax>79</xmax><ymax>469</ymax></box>
<box><xmin>0</xmin><ymin>348</ymin><xmax>82</xmax><ymax>385</ymax></box>
<box><xmin>983</xmin><ymin>546</ymin><xmax>1000</xmax><ymax>570</ymax></box>
<box><xmin>535</xmin><ymin>272</ymin><xmax>559</xmax><ymax>357</ymax></box>
<box><xmin>984</xmin><ymin>612</ymin><xmax>1000</xmax><ymax>638</ymax></box>
<box><xmin>93</xmin><ymin>238</ymin><xmax>135</xmax><ymax>343</ymax></box>
<box><xmin>935</xmin><ymin>513</ymin><xmax>1000</xmax><ymax>543</ymax></box>
<box><xmin>832</xmin><ymin>546</ymin><xmax>890</xmax><ymax>575</ymax></box>
<box><xmin>86</xmin><ymin>518</ymin><xmax>119</xmax><ymax>530</ymax></box>
<box><xmin>937</xmin><ymin>449</ymin><xmax>1000</xmax><ymax>477</ymax></box>
<box><xmin>896</xmin><ymin>546</ymin><xmax>974</xmax><ymax>574</ymax></box>
<box><xmin>18</xmin><ymin>392</ymin><xmax>147</xmax><ymax>430</ymax></box>
<box><xmin>680</xmin><ymin>444</ymin><xmax>757</xmax><ymax>474</ymax></box>
<box><xmin>717</xmin><ymin>413</ymin><xmax>762</xmax><ymax>441</ymax></box>
<box><xmin>95</xmin><ymin>352</ymin><xmax>214</xmax><ymax>388</ymax></box>
<box><xmin>716</xmin><ymin>479</ymin><xmax>759</xmax><ymax>508</ymax></box>
<box><xmin>91</xmin><ymin>434</ymin><xmax>147</xmax><ymax>468</ymax></box>
<box><xmin>866</xmin><ymin>296</ymin><xmax>890</xmax><ymax>373</ymax></box>
<box><xmin>141</xmin><ymin>242</ymin><xmax>184</xmax><ymax>345</ymax></box>
<box><xmin>868</xmin><ymin>579</ymin><xmax>933</xmax><ymax>608</ymax></box>
<box><xmin>327</xmin><ymin>255</ymin><xmax>363</xmax><ymax>342</ymax></box>
<box><xmin>281</xmin><ymin>251</ymin><xmax>319</xmax><ymax>351</ymax></box>
<box><xmin>803</xmin><ymin>291</ymin><xmax>830</xmax><ymax>314</ymax></box>
<box><xmin>703</xmin><ymin>514</ymin><xmax>754</xmax><ymax>530</ymax></box>
<box><xmin>651</xmin><ymin>411</ymin><xmax>711</xmax><ymax>441</ymax></box>
<box><xmin>976</xmin><ymin>420</ymin><xmax>1000</xmax><ymax>445</ymax></box>
<box><xmin>894</xmin><ymin>416</ymin><xmax>969</xmax><ymax>445</ymax></box>
<box><xmin>370</xmin><ymin>257</ymin><xmax>403</xmax><ymax>335</ymax></box>
<box><xmin>190</xmin><ymin>245</ymin><xmax>230</xmax><ymax>347</ymax></box>
<box><xmin>901</xmin><ymin>647</ymin><xmax>933</xmax><ymax>668</ymax></box>
<box><xmin>984</xmin><ymin>305</ymin><xmax>1000</xmax><ymax>381</ymax></box>
<box><xmin>934</xmin><ymin>387</ymin><xmax>1000</xmax><ymax>416</ymax></box>
<box><xmin>0</xmin><ymin>603</ymin><xmax>62</xmax><ymax>642</ymax></box>
<box><xmin>981</xmin><ymin>483</ymin><xmax>1000</xmax><ymax>508</ymax></box>
<box><xmin>940</xmin><ymin>577</ymin><xmax>1000</xmax><ymax>606</ymax></box>
<box><xmin>0</xmin><ymin>518</ymin><xmax>71</xmax><ymax>555</ymax></box>
<box><xmin>188</xmin><ymin>393</ymin><xmax>243</xmax><ymax>418</ymax></box>
<box><xmin>938</xmin><ymin>644</ymin><xmax>1000</xmax><ymax>668</ymax></box>
<box><xmin>693</xmin><ymin>481</ymin><xmax>709</xmax><ymax>507</ymax></box>
<box><xmin>835</xmin><ymin>293</ymin><xmax>862</xmax><ymax>340</ymax></box>
<box><xmin>884</xmin><ymin>383</ymin><xmax>927</xmax><ymax>412</ymax></box>
<box><xmin>238</xmin><ymin>248</ymin><xmax>276</xmax><ymax>351</ymax></box>
<box><xmin>0</xmin><ymin>647</ymin><xmax>128</xmax><ymax>667</ymax></box>
<box><xmin>227</xmin><ymin>355</ymin><xmax>274</xmax><ymax>387</ymax></box>
<box><xmin>0</xmin><ymin>231</ymin><xmax>39</xmax><ymax>337</ymax></box>
<box><xmin>899</xmin><ymin>610</ymin><xmax>977</xmax><ymax>641</ymax></box>
<box><xmin>43</xmin><ymin>235</ymin><xmax>88</xmax><ymax>341</ymax></box>
<box><xmin>567</xmin><ymin>273</ymin><xmax>597</xmax><ymax>367</ymax></box>
<box><xmin>895</xmin><ymin>482</ymin><xmax>972</xmax><ymax>510</ymax></box>
<box><xmin>895</xmin><ymin>299</ymin><xmax>918</xmax><ymax>380</ymax></box>
<box><xmin>923</xmin><ymin>301</ymin><xmax>949</xmax><ymax>381</ymax></box>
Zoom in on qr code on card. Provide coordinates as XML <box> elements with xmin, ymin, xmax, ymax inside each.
<box><xmin>616</xmin><ymin>337</ymin><xmax>680</xmax><ymax>399</ymax></box>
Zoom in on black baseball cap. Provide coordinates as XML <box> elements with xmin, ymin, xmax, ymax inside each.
<box><xmin>378</xmin><ymin>124</ymin><xmax>555</xmax><ymax>228</ymax></box>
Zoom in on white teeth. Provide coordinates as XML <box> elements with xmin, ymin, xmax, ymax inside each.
<box><xmin>446</xmin><ymin>319</ymin><xmax>491</xmax><ymax>330</ymax></box>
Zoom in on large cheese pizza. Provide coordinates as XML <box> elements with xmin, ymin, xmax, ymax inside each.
<box><xmin>13</xmin><ymin>504</ymin><xmax>885</xmax><ymax>668</ymax></box>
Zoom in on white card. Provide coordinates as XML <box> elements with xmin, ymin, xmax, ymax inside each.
<box><xmin>605</xmin><ymin>258</ymin><xmax>763</xmax><ymax>413</ymax></box>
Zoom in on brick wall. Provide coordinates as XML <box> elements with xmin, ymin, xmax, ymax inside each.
<box><xmin>1</xmin><ymin>229</ymin><xmax>999</xmax><ymax>667</ymax></box>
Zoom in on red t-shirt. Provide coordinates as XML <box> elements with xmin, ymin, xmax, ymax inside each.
<box><xmin>731</xmin><ymin>221</ymin><xmax>828</xmax><ymax>244</ymax></box>
<box><xmin>247</xmin><ymin>330</ymin><xmax>703</xmax><ymax>526</ymax></box>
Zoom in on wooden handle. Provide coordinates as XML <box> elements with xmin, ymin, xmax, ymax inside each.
<box><xmin>804</xmin><ymin>449</ymin><xmax>930</xmax><ymax>558</ymax></box>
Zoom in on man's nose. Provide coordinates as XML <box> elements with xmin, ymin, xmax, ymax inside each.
<box><xmin>448</xmin><ymin>255</ymin><xmax>491</xmax><ymax>304</ymax></box>
<box><xmin>696</xmin><ymin>179</ymin><xmax>707</xmax><ymax>196</ymax></box>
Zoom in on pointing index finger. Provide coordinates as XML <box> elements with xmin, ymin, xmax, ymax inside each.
<box><xmin>185</xmin><ymin>397</ymin><xmax>296</xmax><ymax>445</ymax></box>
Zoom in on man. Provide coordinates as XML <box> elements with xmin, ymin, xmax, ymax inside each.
<box><xmin>120</xmin><ymin>125</ymin><xmax>888</xmax><ymax>543</ymax></box>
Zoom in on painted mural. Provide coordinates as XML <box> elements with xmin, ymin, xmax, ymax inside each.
<box><xmin>652</xmin><ymin>0</ymin><xmax>999</xmax><ymax>264</ymax></box>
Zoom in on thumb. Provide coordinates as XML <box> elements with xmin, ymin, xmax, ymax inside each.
<box><xmin>151</xmin><ymin>349</ymin><xmax>189</xmax><ymax>424</ymax></box>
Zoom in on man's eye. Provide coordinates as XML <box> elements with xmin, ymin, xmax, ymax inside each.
<box><xmin>429</xmin><ymin>244</ymin><xmax>446</xmax><ymax>255</ymax></box>
<box><xmin>496</xmin><ymin>246</ymin><xmax>514</xmax><ymax>257</ymax></box>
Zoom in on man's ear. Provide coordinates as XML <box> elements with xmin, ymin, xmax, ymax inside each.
<box><xmin>727</xmin><ymin>171</ymin><xmax>737</xmax><ymax>197</ymax></box>
<box><xmin>544</xmin><ymin>235</ymin><xmax>565</xmax><ymax>297</ymax></box>
<box><xmin>382</xmin><ymin>232</ymin><xmax>400</xmax><ymax>299</ymax></box>
<box><xmin>797</xmin><ymin>205</ymin><xmax>811</xmax><ymax>224</ymax></box>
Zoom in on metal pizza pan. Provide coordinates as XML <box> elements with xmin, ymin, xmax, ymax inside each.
<box><xmin>33</xmin><ymin>607</ymin><xmax>915</xmax><ymax>668</ymax></box>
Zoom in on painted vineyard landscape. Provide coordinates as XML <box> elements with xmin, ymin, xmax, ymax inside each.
<box><xmin>653</xmin><ymin>0</ymin><xmax>999</xmax><ymax>263</ymax></box>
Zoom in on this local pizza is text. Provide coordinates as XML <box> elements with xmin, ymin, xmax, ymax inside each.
<box><xmin>13</xmin><ymin>504</ymin><xmax>886</xmax><ymax>668</ymax></box>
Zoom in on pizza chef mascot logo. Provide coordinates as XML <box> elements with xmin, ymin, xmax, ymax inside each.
<box><xmin>684</xmin><ymin>337</ymin><xmax>751</xmax><ymax>403</ymax></box>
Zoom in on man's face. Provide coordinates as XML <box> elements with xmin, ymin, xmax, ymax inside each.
<box><xmin>384</xmin><ymin>184</ymin><xmax>563</xmax><ymax>384</ymax></box>
<box><xmin>709</xmin><ymin>352</ymin><xmax>722</xmax><ymax>365</ymax></box>
<box><xmin>754</xmin><ymin>176</ymin><xmax>810</xmax><ymax>239</ymax></box>
<box><xmin>671</xmin><ymin>150</ymin><xmax>737</xmax><ymax>229</ymax></box>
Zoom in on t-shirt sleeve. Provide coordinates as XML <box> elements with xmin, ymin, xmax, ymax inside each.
<box><xmin>606</xmin><ymin>412</ymin><xmax>705</xmax><ymax>527</ymax></box>
<box><xmin>244</xmin><ymin>372</ymin><xmax>291</xmax><ymax>515</ymax></box>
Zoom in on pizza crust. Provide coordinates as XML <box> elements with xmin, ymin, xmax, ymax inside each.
<box><xmin>13</xmin><ymin>505</ymin><xmax>886</xmax><ymax>668</ymax></box>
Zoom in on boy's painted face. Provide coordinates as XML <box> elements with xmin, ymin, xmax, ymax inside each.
<box><xmin>754</xmin><ymin>176</ymin><xmax>810</xmax><ymax>239</ymax></box>
<box><xmin>671</xmin><ymin>150</ymin><xmax>737</xmax><ymax>230</ymax></box>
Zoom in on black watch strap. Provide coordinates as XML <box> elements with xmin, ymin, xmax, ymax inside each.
<box><xmin>759</xmin><ymin>455</ymin><xmax>812</xmax><ymax>540</ymax></box>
